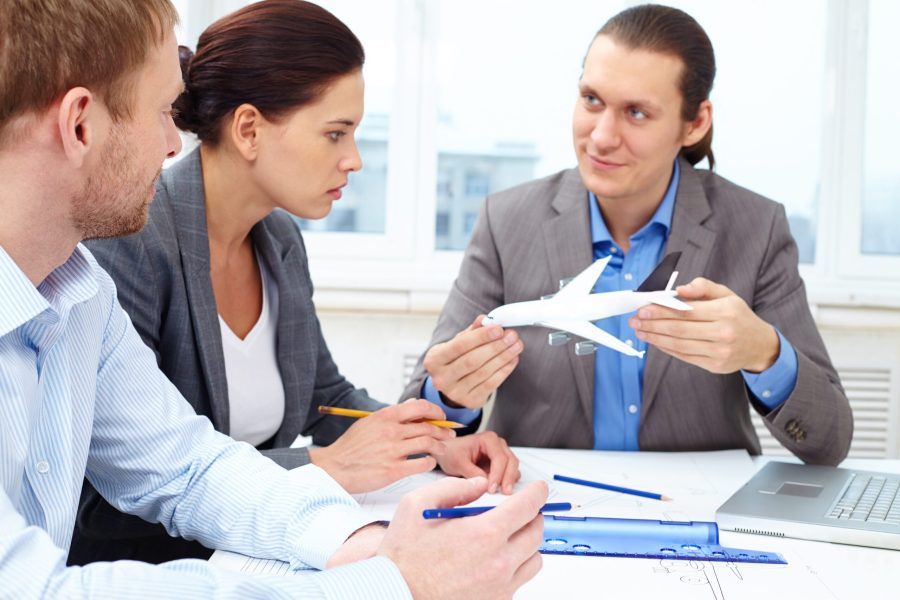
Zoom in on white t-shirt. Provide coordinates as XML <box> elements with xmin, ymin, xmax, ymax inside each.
<box><xmin>218</xmin><ymin>253</ymin><xmax>285</xmax><ymax>446</ymax></box>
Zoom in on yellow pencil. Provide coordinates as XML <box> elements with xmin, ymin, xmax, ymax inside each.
<box><xmin>317</xmin><ymin>405</ymin><xmax>465</xmax><ymax>429</ymax></box>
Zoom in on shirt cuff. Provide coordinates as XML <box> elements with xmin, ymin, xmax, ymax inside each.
<box><xmin>285</xmin><ymin>465</ymin><xmax>382</xmax><ymax>571</ymax></box>
<box><xmin>422</xmin><ymin>377</ymin><xmax>481</xmax><ymax>425</ymax></box>
<box><xmin>741</xmin><ymin>329</ymin><xmax>798</xmax><ymax>410</ymax></box>
<box><xmin>310</xmin><ymin>557</ymin><xmax>412</xmax><ymax>600</ymax></box>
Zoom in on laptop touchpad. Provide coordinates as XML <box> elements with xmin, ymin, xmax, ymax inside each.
<box><xmin>775</xmin><ymin>482</ymin><xmax>824</xmax><ymax>498</ymax></box>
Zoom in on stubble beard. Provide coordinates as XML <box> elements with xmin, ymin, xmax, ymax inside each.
<box><xmin>73</xmin><ymin>124</ymin><xmax>158</xmax><ymax>241</ymax></box>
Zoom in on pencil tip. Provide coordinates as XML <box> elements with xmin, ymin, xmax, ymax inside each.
<box><xmin>662</xmin><ymin>495</ymin><xmax>673</xmax><ymax>502</ymax></box>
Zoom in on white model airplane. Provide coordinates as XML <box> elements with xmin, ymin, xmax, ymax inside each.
<box><xmin>481</xmin><ymin>252</ymin><xmax>692</xmax><ymax>358</ymax></box>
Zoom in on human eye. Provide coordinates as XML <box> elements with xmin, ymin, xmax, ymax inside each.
<box><xmin>628</xmin><ymin>107</ymin><xmax>647</xmax><ymax>120</ymax></box>
<box><xmin>582</xmin><ymin>93</ymin><xmax>602</xmax><ymax>107</ymax></box>
<box><xmin>327</xmin><ymin>131</ymin><xmax>346</xmax><ymax>142</ymax></box>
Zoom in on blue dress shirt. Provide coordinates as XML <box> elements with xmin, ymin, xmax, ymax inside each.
<box><xmin>425</xmin><ymin>161</ymin><xmax>798</xmax><ymax>450</ymax></box>
<box><xmin>0</xmin><ymin>245</ymin><xmax>410</xmax><ymax>599</ymax></box>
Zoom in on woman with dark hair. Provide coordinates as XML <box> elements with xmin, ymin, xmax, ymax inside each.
<box><xmin>70</xmin><ymin>0</ymin><xmax>520</xmax><ymax>565</ymax></box>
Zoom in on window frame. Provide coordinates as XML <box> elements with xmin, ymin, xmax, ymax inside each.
<box><xmin>177</xmin><ymin>0</ymin><xmax>900</xmax><ymax>310</ymax></box>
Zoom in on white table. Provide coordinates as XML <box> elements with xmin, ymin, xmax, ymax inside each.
<box><xmin>210</xmin><ymin>449</ymin><xmax>900</xmax><ymax>599</ymax></box>
<box><xmin>521</xmin><ymin>451</ymin><xmax>900</xmax><ymax>599</ymax></box>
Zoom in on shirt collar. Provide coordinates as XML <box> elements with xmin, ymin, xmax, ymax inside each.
<box><xmin>589</xmin><ymin>159</ymin><xmax>680</xmax><ymax>246</ymax></box>
<box><xmin>0</xmin><ymin>244</ymin><xmax>99</xmax><ymax>337</ymax></box>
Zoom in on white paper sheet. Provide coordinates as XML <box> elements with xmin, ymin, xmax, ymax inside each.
<box><xmin>351</xmin><ymin>448</ymin><xmax>757</xmax><ymax>523</ymax></box>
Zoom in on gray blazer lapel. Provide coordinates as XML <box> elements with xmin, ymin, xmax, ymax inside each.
<box><xmin>542</xmin><ymin>170</ymin><xmax>596</xmax><ymax>425</ymax></box>
<box><xmin>166</xmin><ymin>150</ymin><xmax>231</xmax><ymax>433</ymax></box>
<box><xmin>641</xmin><ymin>158</ymin><xmax>717</xmax><ymax>419</ymax></box>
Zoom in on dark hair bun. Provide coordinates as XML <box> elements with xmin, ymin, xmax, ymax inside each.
<box><xmin>172</xmin><ymin>45</ymin><xmax>199</xmax><ymax>134</ymax></box>
<box><xmin>170</xmin><ymin>0</ymin><xmax>364</xmax><ymax>144</ymax></box>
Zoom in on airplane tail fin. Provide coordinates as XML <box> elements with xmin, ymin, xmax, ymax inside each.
<box><xmin>636</xmin><ymin>252</ymin><xmax>682</xmax><ymax>292</ymax></box>
<box><xmin>650</xmin><ymin>295</ymin><xmax>692</xmax><ymax>311</ymax></box>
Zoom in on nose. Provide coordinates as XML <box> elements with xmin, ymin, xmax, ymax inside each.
<box><xmin>165</xmin><ymin>115</ymin><xmax>182</xmax><ymax>158</ymax></box>
<box><xmin>339</xmin><ymin>139</ymin><xmax>363</xmax><ymax>173</ymax></box>
<box><xmin>590</xmin><ymin>109</ymin><xmax>620</xmax><ymax>152</ymax></box>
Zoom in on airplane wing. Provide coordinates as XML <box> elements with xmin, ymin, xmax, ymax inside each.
<box><xmin>554</xmin><ymin>255</ymin><xmax>611</xmax><ymax>301</ymax></box>
<box><xmin>539</xmin><ymin>319</ymin><xmax>645</xmax><ymax>358</ymax></box>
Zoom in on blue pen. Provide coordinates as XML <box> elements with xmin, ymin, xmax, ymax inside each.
<box><xmin>422</xmin><ymin>502</ymin><xmax>576</xmax><ymax>520</ymax></box>
<box><xmin>554</xmin><ymin>474</ymin><xmax>672</xmax><ymax>502</ymax></box>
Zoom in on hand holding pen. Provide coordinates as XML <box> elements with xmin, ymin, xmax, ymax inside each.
<box><xmin>378</xmin><ymin>476</ymin><xmax>548</xmax><ymax>599</ymax></box>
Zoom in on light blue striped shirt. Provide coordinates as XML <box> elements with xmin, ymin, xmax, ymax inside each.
<box><xmin>0</xmin><ymin>244</ymin><xmax>411</xmax><ymax>599</ymax></box>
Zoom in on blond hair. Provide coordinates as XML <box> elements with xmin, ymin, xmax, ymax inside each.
<box><xmin>0</xmin><ymin>0</ymin><xmax>179</xmax><ymax>143</ymax></box>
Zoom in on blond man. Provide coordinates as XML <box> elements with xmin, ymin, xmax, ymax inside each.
<box><xmin>0</xmin><ymin>1</ymin><xmax>546</xmax><ymax>597</ymax></box>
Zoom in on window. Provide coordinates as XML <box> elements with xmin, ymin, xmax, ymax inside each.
<box><xmin>667</xmin><ymin>1</ymin><xmax>827</xmax><ymax>265</ymax></box>
<box><xmin>431</xmin><ymin>0</ymin><xmax>613</xmax><ymax>251</ymax></box>
<box><xmin>298</xmin><ymin>0</ymin><xmax>397</xmax><ymax>236</ymax></box>
<box><xmin>171</xmin><ymin>1</ymin><xmax>900</xmax><ymax>303</ymax></box>
<box><xmin>861</xmin><ymin>0</ymin><xmax>900</xmax><ymax>256</ymax></box>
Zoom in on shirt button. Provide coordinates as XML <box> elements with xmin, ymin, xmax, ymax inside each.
<box><xmin>624</xmin><ymin>273</ymin><xmax>633</xmax><ymax>281</ymax></box>
<box><xmin>628</xmin><ymin>404</ymin><xmax>638</xmax><ymax>414</ymax></box>
<box><xmin>36</xmin><ymin>461</ymin><xmax>50</xmax><ymax>474</ymax></box>
<box><xmin>610</xmin><ymin>248</ymin><xmax>617</xmax><ymax>254</ymax></box>
<box><xmin>626</xmin><ymin>339</ymin><xmax>634</xmax><ymax>347</ymax></box>
<box><xmin>762</xmin><ymin>390</ymin><xmax>772</xmax><ymax>399</ymax></box>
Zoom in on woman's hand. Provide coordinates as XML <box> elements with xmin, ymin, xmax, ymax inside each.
<box><xmin>434</xmin><ymin>432</ymin><xmax>521</xmax><ymax>495</ymax></box>
<box><xmin>309</xmin><ymin>399</ymin><xmax>455</xmax><ymax>493</ymax></box>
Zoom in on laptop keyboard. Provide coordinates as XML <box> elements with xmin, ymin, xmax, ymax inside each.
<box><xmin>826</xmin><ymin>474</ymin><xmax>900</xmax><ymax>523</ymax></box>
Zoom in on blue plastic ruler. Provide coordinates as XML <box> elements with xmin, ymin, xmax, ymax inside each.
<box><xmin>541</xmin><ymin>516</ymin><xmax>787</xmax><ymax>565</ymax></box>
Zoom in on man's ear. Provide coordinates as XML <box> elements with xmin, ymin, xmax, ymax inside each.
<box><xmin>57</xmin><ymin>87</ymin><xmax>97</xmax><ymax>168</ymax></box>
<box><xmin>683</xmin><ymin>99</ymin><xmax>713</xmax><ymax>147</ymax></box>
<box><xmin>229</xmin><ymin>103</ymin><xmax>264</xmax><ymax>161</ymax></box>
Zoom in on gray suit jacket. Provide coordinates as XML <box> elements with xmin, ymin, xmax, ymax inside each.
<box><xmin>403</xmin><ymin>159</ymin><xmax>853</xmax><ymax>465</ymax></box>
<box><xmin>77</xmin><ymin>148</ymin><xmax>385</xmax><ymax>546</ymax></box>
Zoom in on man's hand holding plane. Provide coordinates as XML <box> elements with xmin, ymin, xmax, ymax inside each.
<box><xmin>630</xmin><ymin>277</ymin><xmax>781</xmax><ymax>375</ymax></box>
<box><xmin>425</xmin><ymin>254</ymin><xmax>782</xmax><ymax>410</ymax></box>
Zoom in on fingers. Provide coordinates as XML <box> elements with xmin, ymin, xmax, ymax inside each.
<box><xmin>480</xmin><ymin>480</ymin><xmax>549</xmax><ymax>534</ymax></box>
<box><xmin>485</xmin><ymin>451</ymin><xmax>509</xmax><ymax>495</ymax></box>
<box><xmin>507</xmin><ymin>514</ymin><xmax>545</xmax><ymax>571</ymax></box>
<box><xmin>430</xmin><ymin>326</ymin><xmax>511</xmax><ymax>370</ymax></box>
<box><xmin>631</xmin><ymin>317</ymin><xmax>723</xmax><ymax>344</ymax></box>
<box><xmin>675</xmin><ymin>277</ymin><xmax>733</xmax><ymax>300</ymax></box>
<box><xmin>446</xmin><ymin>331</ymin><xmax>521</xmax><ymax>382</ymax></box>
<box><xmin>469</xmin><ymin>432</ymin><xmax>514</xmax><ymax>494</ymax></box>
<box><xmin>388</xmin><ymin>398</ymin><xmax>447</xmax><ymax>423</ymax></box>
<box><xmin>452</xmin><ymin>342</ymin><xmax>522</xmax><ymax>400</ymax></box>
<box><xmin>402</xmin><ymin>421</ymin><xmax>456</xmax><ymax>441</ymax></box>
<box><xmin>634</xmin><ymin>292</ymin><xmax>743</xmax><ymax>323</ymax></box>
<box><xmin>393</xmin><ymin>455</ymin><xmax>439</xmax><ymax>480</ymax></box>
<box><xmin>447</xmin><ymin>459</ymin><xmax>488</xmax><ymax>479</ymax></box>
<box><xmin>500</xmin><ymin>448</ymin><xmax>521</xmax><ymax>495</ymax></box>
<box><xmin>404</xmin><ymin>476</ymin><xmax>490</xmax><ymax>512</ymax></box>
<box><xmin>400</xmin><ymin>435</ymin><xmax>449</xmax><ymax>458</ymax></box>
<box><xmin>465</xmin><ymin>314</ymin><xmax>488</xmax><ymax>331</ymax></box>
<box><xmin>635</xmin><ymin>328</ymin><xmax>716</xmax><ymax>358</ymax></box>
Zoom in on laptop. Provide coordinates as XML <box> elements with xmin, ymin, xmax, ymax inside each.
<box><xmin>716</xmin><ymin>461</ymin><xmax>900</xmax><ymax>550</ymax></box>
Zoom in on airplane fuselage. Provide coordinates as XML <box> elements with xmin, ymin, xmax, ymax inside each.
<box><xmin>485</xmin><ymin>289</ymin><xmax>680</xmax><ymax>327</ymax></box>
